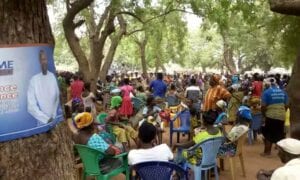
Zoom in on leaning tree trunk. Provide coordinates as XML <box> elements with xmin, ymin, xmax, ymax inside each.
<box><xmin>269</xmin><ymin>0</ymin><xmax>300</xmax><ymax>140</ymax></box>
<box><xmin>222</xmin><ymin>36</ymin><xmax>236</xmax><ymax>74</ymax></box>
<box><xmin>140</xmin><ymin>38</ymin><xmax>148</xmax><ymax>78</ymax></box>
<box><xmin>0</xmin><ymin>1</ymin><xmax>77</xmax><ymax>179</ymax></box>
<box><xmin>287</xmin><ymin>51</ymin><xmax>300</xmax><ymax>139</ymax></box>
<box><xmin>99</xmin><ymin>15</ymin><xmax>126</xmax><ymax>82</ymax></box>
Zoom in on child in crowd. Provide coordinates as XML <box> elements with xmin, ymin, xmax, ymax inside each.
<box><xmin>214</xmin><ymin>100</ymin><xmax>228</xmax><ymax>125</ymax></box>
<box><xmin>81</xmin><ymin>82</ymin><xmax>96</xmax><ymax>119</ymax></box>
<box><xmin>105</xmin><ymin>108</ymin><xmax>138</xmax><ymax>151</ymax></box>
<box><xmin>140</xmin><ymin>96</ymin><xmax>164</xmax><ymax>144</ymax></box>
<box><xmin>110</xmin><ymin>88</ymin><xmax>122</xmax><ymax>109</ymax></box>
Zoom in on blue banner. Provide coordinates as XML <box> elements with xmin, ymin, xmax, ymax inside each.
<box><xmin>0</xmin><ymin>44</ymin><xmax>63</xmax><ymax>142</ymax></box>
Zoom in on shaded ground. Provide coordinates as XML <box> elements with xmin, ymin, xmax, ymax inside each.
<box><xmin>110</xmin><ymin>128</ymin><xmax>282</xmax><ymax>180</ymax></box>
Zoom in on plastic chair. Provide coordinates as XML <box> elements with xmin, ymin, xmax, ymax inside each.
<box><xmin>74</xmin><ymin>144</ymin><xmax>129</xmax><ymax>180</ymax></box>
<box><xmin>170</xmin><ymin>109</ymin><xmax>191</xmax><ymax>146</ymax></box>
<box><xmin>132</xmin><ymin>97</ymin><xmax>145</xmax><ymax>113</ymax></box>
<box><xmin>133</xmin><ymin>161</ymin><xmax>188</xmax><ymax>180</ymax></box>
<box><xmin>185</xmin><ymin>137</ymin><xmax>224</xmax><ymax>180</ymax></box>
<box><xmin>219</xmin><ymin>134</ymin><xmax>247</xmax><ymax>180</ymax></box>
<box><xmin>248</xmin><ymin>113</ymin><xmax>262</xmax><ymax>144</ymax></box>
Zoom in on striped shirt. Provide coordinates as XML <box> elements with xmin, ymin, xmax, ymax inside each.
<box><xmin>203</xmin><ymin>85</ymin><xmax>231</xmax><ymax>112</ymax></box>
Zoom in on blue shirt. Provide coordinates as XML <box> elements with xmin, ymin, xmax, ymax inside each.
<box><xmin>87</xmin><ymin>134</ymin><xmax>109</xmax><ymax>160</ymax></box>
<box><xmin>150</xmin><ymin>79</ymin><xmax>167</xmax><ymax>98</ymax></box>
<box><xmin>261</xmin><ymin>85</ymin><xmax>288</xmax><ymax>106</ymax></box>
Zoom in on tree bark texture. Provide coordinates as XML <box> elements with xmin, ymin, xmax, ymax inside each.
<box><xmin>268</xmin><ymin>0</ymin><xmax>300</xmax><ymax>140</ymax></box>
<box><xmin>0</xmin><ymin>0</ymin><xmax>77</xmax><ymax>179</ymax></box>
<box><xmin>269</xmin><ymin>0</ymin><xmax>300</xmax><ymax>16</ymax></box>
<box><xmin>287</xmin><ymin>51</ymin><xmax>300</xmax><ymax>140</ymax></box>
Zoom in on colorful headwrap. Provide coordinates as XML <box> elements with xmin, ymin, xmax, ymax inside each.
<box><xmin>74</xmin><ymin>112</ymin><xmax>93</xmax><ymax>129</ymax></box>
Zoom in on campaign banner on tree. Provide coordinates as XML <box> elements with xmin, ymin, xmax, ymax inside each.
<box><xmin>0</xmin><ymin>44</ymin><xmax>63</xmax><ymax>142</ymax></box>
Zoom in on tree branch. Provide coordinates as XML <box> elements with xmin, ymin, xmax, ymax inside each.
<box><xmin>63</xmin><ymin>0</ymin><xmax>93</xmax><ymax>71</ymax></box>
<box><xmin>74</xmin><ymin>19</ymin><xmax>85</xmax><ymax>28</ymax></box>
<box><xmin>116</xmin><ymin>11</ymin><xmax>144</xmax><ymax>23</ymax></box>
<box><xmin>95</xmin><ymin>4</ymin><xmax>111</xmax><ymax>38</ymax></box>
<box><xmin>64</xmin><ymin>0</ymin><xmax>93</xmax><ymax>23</ymax></box>
<box><xmin>126</xmin><ymin>28</ymin><xmax>144</xmax><ymax>36</ymax></box>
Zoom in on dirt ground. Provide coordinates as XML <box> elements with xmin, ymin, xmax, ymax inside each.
<box><xmin>109</xmin><ymin>128</ymin><xmax>282</xmax><ymax>180</ymax></box>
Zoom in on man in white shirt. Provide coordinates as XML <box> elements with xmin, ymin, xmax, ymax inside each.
<box><xmin>271</xmin><ymin>138</ymin><xmax>300</xmax><ymax>180</ymax></box>
<box><xmin>257</xmin><ymin>138</ymin><xmax>300</xmax><ymax>180</ymax></box>
<box><xmin>27</xmin><ymin>50</ymin><xmax>60</xmax><ymax>126</ymax></box>
<box><xmin>128</xmin><ymin>122</ymin><xmax>173</xmax><ymax>165</ymax></box>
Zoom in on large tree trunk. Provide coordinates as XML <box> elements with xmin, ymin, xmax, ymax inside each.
<box><xmin>287</xmin><ymin>51</ymin><xmax>300</xmax><ymax>139</ymax></box>
<box><xmin>268</xmin><ymin>0</ymin><xmax>300</xmax><ymax>140</ymax></box>
<box><xmin>269</xmin><ymin>0</ymin><xmax>300</xmax><ymax>16</ymax></box>
<box><xmin>0</xmin><ymin>0</ymin><xmax>77</xmax><ymax>179</ymax></box>
<box><xmin>220</xmin><ymin>31</ymin><xmax>236</xmax><ymax>74</ymax></box>
<box><xmin>99</xmin><ymin>15</ymin><xmax>126</xmax><ymax>82</ymax></box>
<box><xmin>140</xmin><ymin>38</ymin><xmax>148</xmax><ymax>77</ymax></box>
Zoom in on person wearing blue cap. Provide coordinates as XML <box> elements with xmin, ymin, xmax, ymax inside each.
<box><xmin>218</xmin><ymin>106</ymin><xmax>252</xmax><ymax>156</ymax></box>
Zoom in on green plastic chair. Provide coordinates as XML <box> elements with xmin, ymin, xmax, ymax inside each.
<box><xmin>74</xmin><ymin>144</ymin><xmax>129</xmax><ymax>180</ymax></box>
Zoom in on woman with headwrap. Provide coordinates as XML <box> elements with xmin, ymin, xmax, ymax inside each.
<box><xmin>72</xmin><ymin>112</ymin><xmax>123</xmax><ymax>173</ymax></box>
<box><xmin>202</xmin><ymin>74</ymin><xmax>231</xmax><ymax>112</ymax></box>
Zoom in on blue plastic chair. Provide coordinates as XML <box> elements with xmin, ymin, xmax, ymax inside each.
<box><xmin>170</xmin><ymin>109</ymin><xmax>191</xmax><ymax>146</ymax></box>
<box><xmin>131</xmin><ymin>97</ymin><xmax>145</xmax><ymax>113</ymax></box>
<box><xmin>248</xmin><ymin>113</ymin><xmax>262</xmax><ymax>144</ymax></box>
<box><xmin>185</xmin><ymin>137</ymin><xmax>224</xmax><ymax>180</ymax></box>
<box><xmin>133</xmin><ymin>161</ymin><xmax>188</xmax><ymax>180</ymax></box>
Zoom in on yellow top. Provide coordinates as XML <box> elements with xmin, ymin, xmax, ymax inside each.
<box><xmin>193</xmin><ymin>129</ymin><xmax>223</xmax><ymax>144</ymax></box>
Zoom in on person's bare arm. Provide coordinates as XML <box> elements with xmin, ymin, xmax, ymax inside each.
<box><xmin>173</xmin><ymin>140</ymin><xmax>195</xmax><ymax>151</ymax></box>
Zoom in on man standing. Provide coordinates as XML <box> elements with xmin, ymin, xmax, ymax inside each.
<box><xmin>261</xmin><ymin>78</ymin><xmax>288</xmax><ymax>156</ymax></box>
<box><xmin>27</xmin><ymin>50</ymin><xmax>60</xmax><ymax>125</ymax></box>
<box><xmin>70</xmin><ymin>74</ymin><xmax>84</xmax><ymax>99</ymax></box>
<box><xmin>149</xmin><ymin>73</ymin><xmax>167</xmax><ymax>98</ymax></box>
<box><xmin>202</xmin><ymin>74</ymin><xmax>231</xmax><ymax>112</ymax></box>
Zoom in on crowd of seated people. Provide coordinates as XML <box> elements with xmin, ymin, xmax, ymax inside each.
<box><xmin>60</xmin><ymin>70</ymin><xmax>298</xmax><ymax>179</ymax></box>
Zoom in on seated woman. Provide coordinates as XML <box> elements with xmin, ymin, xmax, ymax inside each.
<box><xmin>173</xmin><ymin>110</ymin><xmax>223</xmax><ymax>165</ymax></box>
<box><xmin>72</xmin><ymin>112</ymin><xmax>122</xmax><ymax>173</ymax></box>
<box><xmin>139</xmin><ymin>95</ymin><xmax>164</xmax><ymax>144</ymax></box>
<box><xmin>106</xmin><ymin>108</ymin><xmax>138</xmax><ymax>151</ymax></box>
<box><xmin>218</xmin><ymin>106</ymin><xmax>252</xmax><ymax>157</ymax></box>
